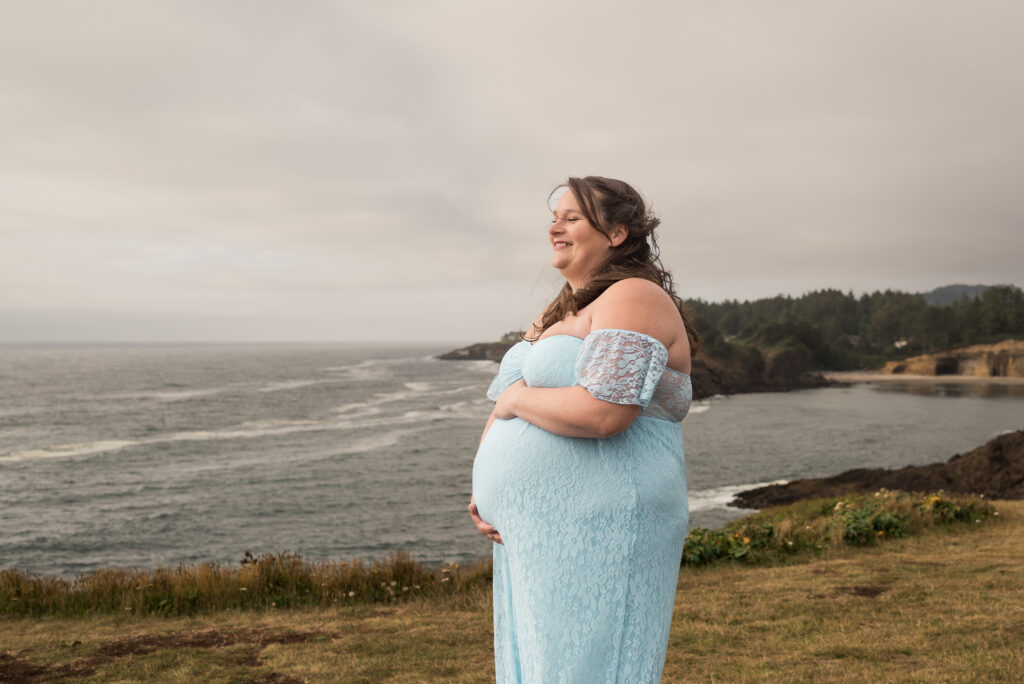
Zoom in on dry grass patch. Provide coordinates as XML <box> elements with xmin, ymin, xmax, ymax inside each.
<box><xmin>0</xmin><ymin>592</ymin><xmax>495</xmax><ymax>683</ymax></box>
<box><xmin>664</xmin><ymin>499</ymin><xmax>1024</xmax><ymax>683</ymax></box>
<box><xmin>1</xmin><ymin>499</ymin><xmax>1019</xmax><ymax>682</ymax></box>
<box><xmin>1</xmin><ymin>551</ymin><xmax>491</xmax><ymax>618</ymax></box>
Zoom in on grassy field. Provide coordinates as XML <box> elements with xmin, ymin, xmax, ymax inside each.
<box><xmin>2</xmin><ymin>500</ymin><xmax>1022</xmax><ymax>683</ymax></box>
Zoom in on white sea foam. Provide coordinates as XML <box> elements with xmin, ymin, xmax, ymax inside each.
<box><xmin>326</xmin><ymin>357</ymin><xmax>423</xmax><ymax>381</ymax></box>
<box><xmin>258</xmin><ymin>380</ymin><xmax>322</xmax><ymax>393</ymax></box>
<box><xmin>1</xmin><ymin>419</ymin><xmax>327</xmax><ymax>461</ymax></box>
<box><xmin>687</xmin><ymin>480</ymin><xmax>788</xmax><ymax>512</ymax></box>
<box><xmin>333</xmin><ymin>402</ymin><xmax>372</xmax><ymax>414</ymax></box>
<box><xmin>5</xmin><ymin>440</ymin><xmax>139</xmax><ymax>461</ymax></box>
<box><xmin>463</xmin><ymin>359</ymin><xmax>500</xmax><ymax>374</ymax></box>
<box><xmin>335</xmin><ymin>430</ymin><xmax>406</xmax><ymax>455</ymax></box>
<box><xmin>0</xmin><ymin>402</ymin><xmax>477</xmax><ymax>462</ymax></box>
<box><xmin>107</xmin><ymin>388</ymin><xmax>228</xmax><ymax>402</ymax></box>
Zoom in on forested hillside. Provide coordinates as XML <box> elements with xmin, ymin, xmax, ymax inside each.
<box><xmin>688</xmin><ymin>285</ymin><xmax>1024</xmax><ymax>371</ymax></box>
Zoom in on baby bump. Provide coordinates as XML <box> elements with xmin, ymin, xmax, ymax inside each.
<box><xmin>472</xmin><ymin>418</ymin><xmax>554</xmax><ymax>528</ymax></box>
<box><xmin>472</xmin><ymin>418</ymin><xmax>640</xmax><ymax>533</ymax></box>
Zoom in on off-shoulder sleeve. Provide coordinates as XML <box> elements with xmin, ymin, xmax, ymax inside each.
<box><xmin>573</xmin><ymin>329</ymin><xmax>668</xmax><ymax>407</ymax></box>
<box><xmin>486</xmin><ymin>340</ymin><xmax>531</xmax><ymax>401</ymax></box>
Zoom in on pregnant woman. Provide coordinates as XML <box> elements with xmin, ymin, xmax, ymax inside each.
<box><xmin>469</xmin><ymin>176</ymin><xmax>698</xmax><ymax>682</ymax></box>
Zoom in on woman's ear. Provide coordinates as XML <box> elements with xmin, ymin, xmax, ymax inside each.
<box><xmin>609</xmin><ymin>224</ymin><xmax>628</xmax><ymax>247</ymax></box>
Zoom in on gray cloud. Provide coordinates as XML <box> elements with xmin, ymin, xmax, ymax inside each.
<box><xmin>2</xmin><ymin>0</ymin><xmax>1022</xmax><ymax>342</ymax></box>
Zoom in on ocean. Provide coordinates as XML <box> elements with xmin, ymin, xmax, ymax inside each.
<box><xmin>1</xmin><ymin>343</ymin><xmax>1022</xmax><ymax>578</ymax></box>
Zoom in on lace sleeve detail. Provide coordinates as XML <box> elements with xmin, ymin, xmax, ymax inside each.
<box><xmin>573</xmin><ymin>329</ymin><xmax>668</xmax><ymax>407</ymax></box>
<box><xmin>486</xmin><ymin>340</ymin><xmax>531</xmax><ymax>401</ymax></box>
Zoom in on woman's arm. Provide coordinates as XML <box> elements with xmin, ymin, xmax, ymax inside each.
<box><xmin>494</xmin><ymin>278</ymin><xmax>683</xmax><ymax>439</ymax></box>
<box><xmin>495</xmin><ymin>381</ymin><xmax>639</xmax><ymax>438</ymax></box>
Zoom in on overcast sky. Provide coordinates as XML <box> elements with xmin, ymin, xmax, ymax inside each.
<box><xmin>2</xmin><ymin>1</ymin><xmax>1022</xmax><ymax>343</ymax></box>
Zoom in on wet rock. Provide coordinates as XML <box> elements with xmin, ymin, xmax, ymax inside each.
<box><xmin>731</xmin><ymin>429</ymin><xmax>1024</xmax><ymax>509</ymax></box>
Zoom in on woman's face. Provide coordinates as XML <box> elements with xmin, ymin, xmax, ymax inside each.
<box><xmin>548</xmin><ymin>189</ymin><xmax>619</xmax><ymax>288</ymax></box>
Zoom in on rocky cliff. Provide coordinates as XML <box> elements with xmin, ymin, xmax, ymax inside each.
<box><xmin>881</xmin><ymin>339</ymin><xmax>1024</xmax><ymax>378</ymax></box>
<box><xmin>686</xmin><ymin>345</ymin><xmax>829</xmax><ymax>399</ymax></box>
<box><xmin>731</xmin><ymin>429</ymin><xmax>1024</xmax><ymax>509</ymax></box>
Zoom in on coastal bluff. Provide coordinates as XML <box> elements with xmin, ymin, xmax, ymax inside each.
<box><xmin>881</xmin><ymin>339</ymin><xmax>1024</xmax><ymax>378</ymax></box>
<box><xmin>439</xmin><ymin>335</ymin><xmax>828</xmax><ymax>399</ymax></box>
<box><xmin>731</xmin><ymin>429</ymin><xmax>1024</xmax><ymax>509</ymax></box>
<box><xmin>437</xmin><ymin>332</ymin><xmax>521</xmax><ymax>362</ymax></box>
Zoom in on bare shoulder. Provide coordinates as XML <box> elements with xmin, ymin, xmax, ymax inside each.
<box><xmin>588</xmin><ymin>278</ymin><xmax>684</xmax><ymax>344</ymax></box>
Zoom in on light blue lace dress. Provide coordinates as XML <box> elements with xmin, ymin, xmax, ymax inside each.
<box><xmin>473</xmin><ymin>328</ymin><xmax>691</xmax><ymax>683</ymax></box>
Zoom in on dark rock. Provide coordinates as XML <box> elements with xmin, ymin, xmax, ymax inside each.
<box><xmin>437</xmin><ymin>342</ymin><xmax>513</xmax><ymax>362</ymax></box>
<box><xmin>731</xmin><ymin>429</ymin><xmax>1024</xmax><ymax>509</ymax></box>
<box><xmin>689</xmin><ymin>344</ymin><xmax>829</xmax><ymax>400</ymax></box>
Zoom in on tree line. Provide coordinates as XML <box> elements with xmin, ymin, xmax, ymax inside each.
<box><xmin>687</xmin><ymin>285</ymin><xmax>1024</xmax><ymax>370</ymax></box>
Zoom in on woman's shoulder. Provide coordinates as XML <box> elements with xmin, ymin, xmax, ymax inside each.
<box><xmin>592</xmin><ymin>278</ymin><xmax>679</xmax><ymax>320</ymax></box>
<box><xmin>588</xmin><ymin>278</ymin><xmax>684</xmax><ymax>343</ymax></box>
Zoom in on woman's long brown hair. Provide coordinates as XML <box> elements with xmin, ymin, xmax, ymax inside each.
<box><xmin>528</xmin><ymin>176</ymin><xmax>700</xmax><ymax>356</ymax></box>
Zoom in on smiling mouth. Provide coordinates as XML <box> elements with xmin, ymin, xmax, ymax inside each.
<box><xmin>553</xmin><ymin>241</ymin><xmax>572</xmax><ymax>249</ymax></box>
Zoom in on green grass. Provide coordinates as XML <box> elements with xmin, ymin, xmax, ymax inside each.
<box><xmin>1</xmin><ymin>551</ymin><xmax>491</xmax><ymax>618</ymax></box>
<box><xmin>1</xmin><ymin>491</ymin><xmax>994</xmax><ymax>620</ymax></box>
<box><xmin>1</xmin><ymin>499</ymin><xmax>1020</xmax><ymax>682</ymax></box>
<box><xmin>683</xmin><ymin>490</ymin><xmax>995</xmax><ymax>566</ymax></box>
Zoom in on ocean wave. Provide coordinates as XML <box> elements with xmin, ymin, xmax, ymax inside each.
<box><xmin>5</xmin><ymin>439</ymin><xmax>140</xmax><ymax>461</ymax></box>
<box><xmin>333</xmin><ymin>402</ymin><xmax>374</xmax><ymax>414</ymax></box>
<box><xmin>258</xmin><ymin>379</ymin><xmax>324</xmax><ymax>393</ymax></box>
<box><xmin>105</xmin><ymin>387</ymin><xmax>229</xmax><ymax>402</ymax></box>
<box><xmin>323</xmin><ymin>357</ymin><xmax>422</xmax><ymax>381</ymax></box>
<box><xmin>687</xmin><ymin>480</ymin><xmax>788</xmax><ymax>513</ymax></box>
<box><xmin>0</xmin><ymin>400</ymin><xmax>489</xmax><ymax>463</ymax></box>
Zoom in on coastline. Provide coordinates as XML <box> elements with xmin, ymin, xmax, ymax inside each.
<box><xmin>824</xmin><ymin>371</ymin><xmax>1024</xmax><ymax>385</ymax></box>
<box><xmin>730</xmin><ymin>428</ymin><xmax>1024</xmax><ymax>509</ymax></box>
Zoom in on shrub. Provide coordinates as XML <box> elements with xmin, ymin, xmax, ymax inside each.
<box><xmin>682</xmin><ymin>490</ymin><xmax>995</xmax><ymax>567</ymax></box>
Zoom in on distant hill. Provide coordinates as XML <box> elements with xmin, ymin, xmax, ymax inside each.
<box><xmin>921</xmin><ymin>284</ymin><xmax>1000</xmax><ymax>306</ymax></box>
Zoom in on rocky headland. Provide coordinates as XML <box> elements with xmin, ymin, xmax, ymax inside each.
<box><xmin>881</xmin><ymin>339</ymin><xmax>1024</xmax><ymax>378</ymax></box>
<box><xmin>439</xmin><ymin>336</ymin><xmax>829</xmax><ymax>399</ymax></box>
<box><xmin>437</xmin><ymin>341</ymin><xmax>514</xmax><ymax>362</ymax></box>
<box><xmin>686</xmin><ymin>344</ymin><xmax>829</xmax><ymax>399</ymax></box>
<box><xmin>731</xmin><ymin>429</ymin><xmax>1024</xmax><ymax>509</ymax></box>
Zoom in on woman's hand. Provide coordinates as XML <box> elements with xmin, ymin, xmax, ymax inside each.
<box><xmin>468</xmin><ymin>494</ymin><xmax>503</xmax><ymax>544</ymax></box>
<box><xmin>494</xmin><ymin>379</ymin><xmax>527</xmax><ymax>420</ymax></box>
